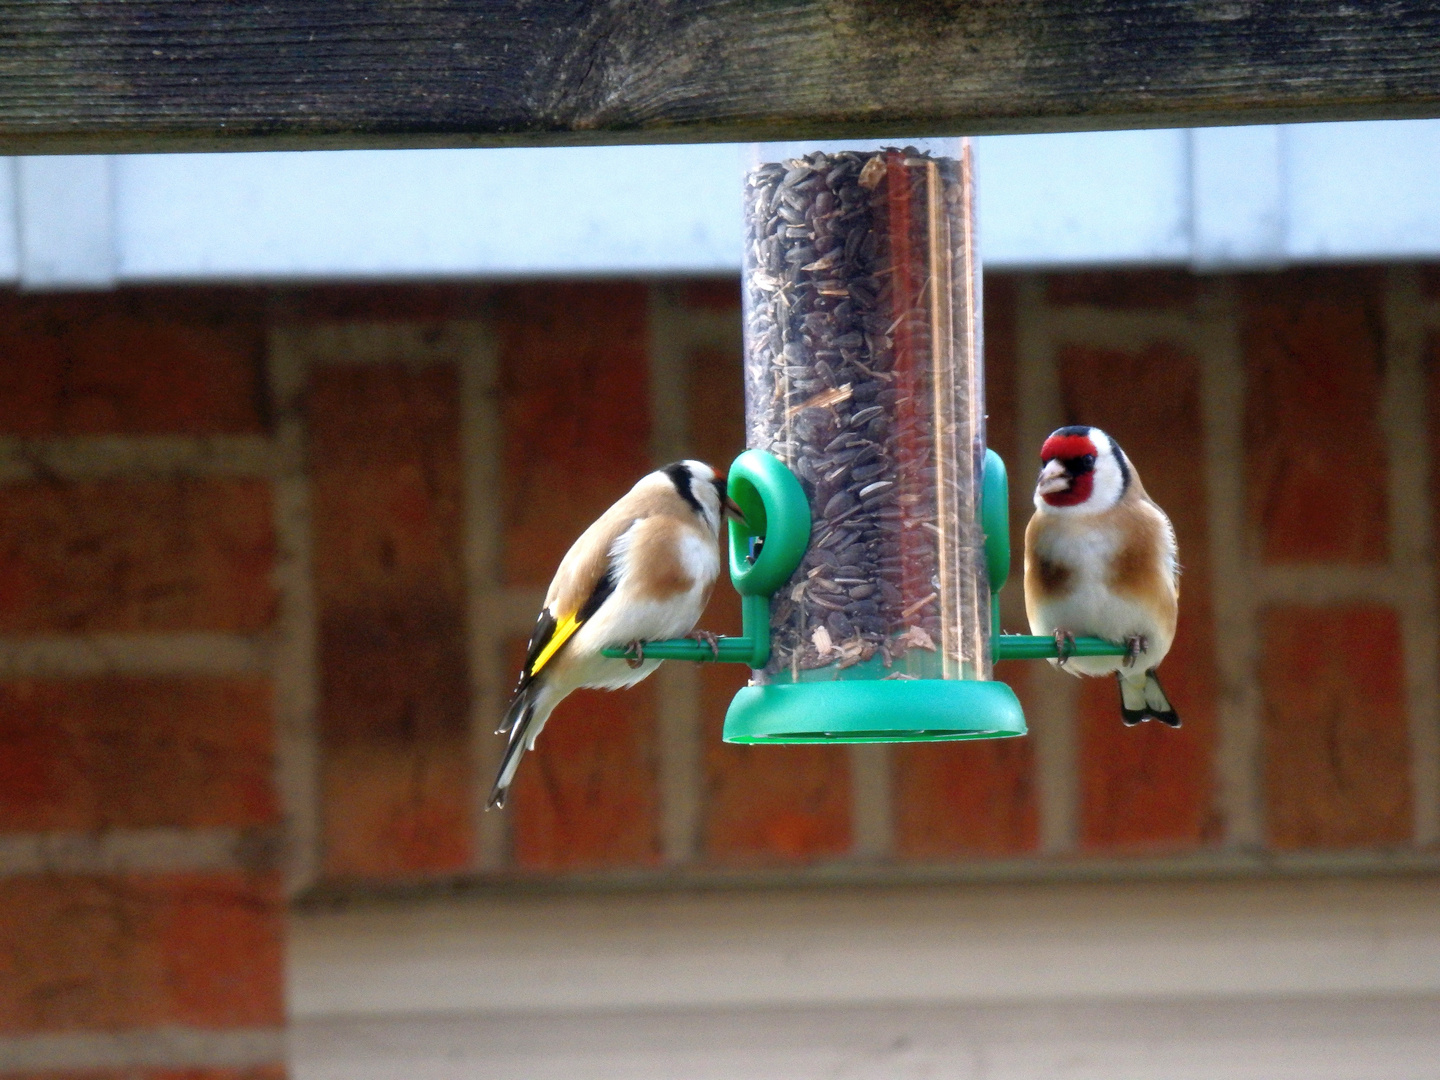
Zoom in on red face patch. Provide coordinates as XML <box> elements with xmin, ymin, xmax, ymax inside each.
<box><xmin>1043</xmin><ymin>471</ymin><xmax>1094</xmax><ymax>506</ymax></box>
<box><xmin>1040</xmin><ymin>433</ymin><xmax>1097</xmax><ymax>463</ymax></box>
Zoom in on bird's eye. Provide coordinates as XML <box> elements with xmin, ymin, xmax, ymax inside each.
<box><xmin>1066</xmin><ymin>454</ymin><xmax>1096</xmax><ymax>473</ymax></box>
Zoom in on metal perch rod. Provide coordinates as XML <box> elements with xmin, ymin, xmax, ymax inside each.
<box><xmin>601</xmin><ymin>635</ymin><xmax>1127</xmax><ymax>664</ymax></box>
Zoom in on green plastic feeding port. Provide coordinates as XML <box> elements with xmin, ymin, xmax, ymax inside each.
<box><xmin>721</xmin><ymin>449</ymin><xmax>1026</xmax><ymax>744</ymax></box>
<box><xmin>725</xmin><ymin>679</ymin><xmax>1027</xmax><ymax>744</ymax></box>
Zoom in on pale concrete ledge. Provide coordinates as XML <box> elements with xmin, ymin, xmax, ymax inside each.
<box><xmin>0</xmin><ymin>634</ymin><xmax>270</xmax><ymax>677</ymax></box>
<box><xmin>0</xmin><ymin>827</ymin><xmax>279</xmax><ymax>877</ymax></box>
<box><xmin>290</xmin><ymin>876</ymin><xmax>1440</xmax><ymax>1079</ymax></box>
<box><xmin>291</xmin><ymin>876</ymin><xmax>1440</xmax><ymax>1017</ymax></box>
<box><xmin>294</xmin><ymin>997</ymin><xmax>1440</xmax><ymax>1080</ymax></box>
<box><xmin>0</xmin><ymin>1027</ymin><xmax>285</xmax><ymax>1072</ymax></box>
<box><xmin>0</xmin><ymin>435</ymin><xmax>277</xmax><ymax>483</ymax></box>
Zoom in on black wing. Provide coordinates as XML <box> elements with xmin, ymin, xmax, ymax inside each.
<box><xmin>497</xmin><ymin>565</ymin><xmax>618</xmax><ymax>734</ymax></box>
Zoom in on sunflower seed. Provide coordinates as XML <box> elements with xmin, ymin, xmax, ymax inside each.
<box><xmin>742</xmin><ymin>145</ymin><xmax>985</xmax><ymax>676</ymax></box>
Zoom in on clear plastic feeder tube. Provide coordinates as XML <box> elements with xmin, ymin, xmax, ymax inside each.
<box><xmin>742</xmin><ymin>138</ymin><xmax>988</xmax><ymax>684</ymax></box>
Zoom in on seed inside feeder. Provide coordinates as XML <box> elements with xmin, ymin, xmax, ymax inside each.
<box><xmin>742</xmin><ymin>142</ymin><xmax>989</xmax><ymax>682</ymax></box>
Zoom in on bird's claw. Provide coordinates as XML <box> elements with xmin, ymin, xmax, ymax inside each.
<box><xmin>1053</xmin><ymin>629</ymin><xmax>1076</xmax><ymax>666</ymax></box>
<box><xmin>1123</xmin><ymin>634</ymin><xmax>1148</xmax><ymax>668</ymax></box>
<box><xmin>623</xmin><ymin>640</ymin><xmax>645</xmax><ymax>669</ymax></box>
<box><xmin>688</xmin><ymin>629</ymin><xmax>721</xmax><ymax>659</ymax></box>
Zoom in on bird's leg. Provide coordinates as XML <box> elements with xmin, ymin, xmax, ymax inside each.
<box><xmin>1053</xmin><ymin>629</ymin><xmax>1076</xmax><ymax>666</ymax></box>
<box><xmin>688</xmin><ymin>629</ymin><xmax>721</xmax><ymax>659</ymax></box>
<box><xmin>623</xmin><ymin>639</ymin><xmax>646</xmax><ymax>669</ymax></box>
<box><xmin>1123</xmin><ymin>634</ymin><xmax>1148</xmax><ymax>669</ymax></box>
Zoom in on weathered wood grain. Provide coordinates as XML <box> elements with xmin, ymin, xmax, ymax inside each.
<box><xmin>2</xmin><ymin>1</ymin><xmax>1440</xmax><ymax>153</ymax></box>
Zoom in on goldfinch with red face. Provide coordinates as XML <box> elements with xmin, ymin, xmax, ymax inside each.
<box><xmin>1024</xmin><ymin>426</ymin><xmax>1180</xmax><ymax>727</ymax></box>
<box><xmin>488</xmin><ymin>460</ymin><xmax>742</xmax><ymax>808</ymax></box>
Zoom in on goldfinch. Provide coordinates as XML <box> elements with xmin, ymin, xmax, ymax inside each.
<box><xmin>488</xmin><ymin>460</ymin><xmax>742</xmax><ymax>808</ymax></box>
<box><xmin>1024</xmin><ymin>426</ymin><xmax>1181</xmax><ymax>727</ymax></box>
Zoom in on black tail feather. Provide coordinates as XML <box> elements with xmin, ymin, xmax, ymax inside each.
<box><xmin>488</xmin><ymin>693</ymin><xmax>538</xmax><ymax>809</ymax></box>
<box><xmin>496</xmin><ymin>680</ymin><xmax>530</xmax><ymax>735</ymax></box>
<box><xmin>1118</xmin><ymin>669</ymin><xmax>1181</xmax><ymax>728</ymax></box>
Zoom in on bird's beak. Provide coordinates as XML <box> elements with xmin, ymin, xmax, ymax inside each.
<box><xmin>723</xmin><ymin>495</ymin><xmax>748</xmax><ymax>527</ymax></box>
<box><xmin>1036</xmin><ymin>459</ymin><xmax>1070</xmax><ymax>496</ymax></box>
<box><xmin>714</xmin><ymin>476</ymin><xmax>749</xmax><ymax>528</ymax></box>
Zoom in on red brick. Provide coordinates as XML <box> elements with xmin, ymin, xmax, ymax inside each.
<box><xmin>0</xmin><ymin>679</ymin><xmax>275</xmax><ymax>833</ymax></box>
<box><xmin>496</xmin><ymin>283</ymin><xmax>652</xmax><ymax>586</ymax></box>
<box><xmin>686</xmin><ymin>345</ymin><xmax>747</xmax><ymax>473</ymax></box>
<box><xmin>893</xmin><ymin>740</ymin><xmax>1035</xmax><ymax>858</ymax></box>
<box><xmin>699</xmin><ymin>631</ymin><xmax>854</xmax><ymax>864</ymax></box>
<box><xmin>274</xmin><ymin>283</ymin><xmax>490</xmax><ymax>323</ymax></box>
<box><xmin>1046</xmin><ymin>270</ymin><xmax>1198</xmax><ymax>309</ymax></box>
<box><xmin>1429</xmin><ymin>334</ymin><xmax>1440</xmax><ymax>563</ymax></box>
<box><xmin>680</xmin><ymin>279</ymin><xmax>741</xmax><ymax>312</ymax></box>
<box><xmin>1242</xmin><ymin>269</ymin><xmax>1388</xmax><ymax>563</ymax></box>
<box><xmin>0</xmin><ymin>480</ymin><xmax>276</xmax><ymax>634</ymax></box>
<box><xmin>0</xmin><ymin>290</ymin><xmax>265</xmax><ymax>436</ymax></box>
<box><xmin>1261</xmin><ymin>606</ymin><xmax>1412</xmax><ymax>848</ymax></box>
<box><xmin>701</xmin><ymin>739</ymin><xmax>853</xmax><ymax>863</ymax></box>
<box><xmin>321</xmin><ymin>739</ymin><xmax>471</xmax><ymax>879</ymax></box>
<box><xmin>1056</xmin><ymin>341</ymin><xmax>1219</xmax><ymax>852</ymax></box>
<box><xmin>695</xmin><ymin>576</ymin><xmax>850</xmax><ymax>867</ymax></box>
<box><xmin>0</xmin><ymin>874</ymin><xmax>283</xmax><ymax>1033</ymax></box>
<box><xmin>1420</xmin><ymin>265</ymin><xmax>1440</xmax><ymax>299</ymax></box>
<box><xmin>894</xmin><ymin>660</ymin><xmax>1038</xmax><ymax>858</ymax></box>
<box><xmin>1076</xmin><ymin>679</ymin><xmax>1218</xmax><ymax>852</ymax></box>
<box><xmin>308</xmin><ymin>365</ymin><xmax>466</xmax><ymax>602</ymax></box>
<box><xmin>981</xmin><ymin>273</ymin><xmax>1033</xmax><ymax>629</ymax></box>
<box><xmin>703</xmin><ymin>735</ymin><xmax>848</xmax><ymax>864</ymax></box>
<box><xmin>310</xmin><ymin>364</ymin><xmax>472</xmax><ymax>879</ymax></box>
<box><xmin>982</xmin><ymin>274</ymin><xmax>1019</xmax><ymax>471</ymax></box>
<box><xmin>509</xmin><ymin>640</ymin><xmax>662</xmax><ymax>871</ymax></box>
<box><xmin>9</xmin><ymin>1070</ymin><xmax>285</xmax><ymax>1080</ymax></box>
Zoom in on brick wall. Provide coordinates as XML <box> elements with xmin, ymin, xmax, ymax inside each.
<box><xmin>3</xmin><ymin>269</ymin><xmax>1439</xmax><ymax>1072</ymax></box>
<box><xmin>0</xmin><ymin>291</ymin><xmax>285</xmax><ymax>1078</ymax></box>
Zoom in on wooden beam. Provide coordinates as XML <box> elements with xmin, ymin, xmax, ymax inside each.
<box><xmin>3</xmin><ymin>1</ymin><xmax>1440</xmax><ymax>154</ymax></box>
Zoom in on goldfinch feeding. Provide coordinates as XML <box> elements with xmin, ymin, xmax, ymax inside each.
<box><xmin>1024</xmin><ymin>426</ymin><xmax>1181</xmax><ymax>727</ymax></box>
<box><xmin>488</xmin><ymin>460</ymin><xmax>742</xmax><ymax>808</ymax></box>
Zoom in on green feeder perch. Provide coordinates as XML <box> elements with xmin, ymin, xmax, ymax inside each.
<box><xmin>605</xmin><ymin>136</ymin><xmax>1126</xmax><ymax>740</ymax></box>
<box><xmin>719</xmin><ymin>447</ymin><xmax>1028</xmax><ymax>743</ymax></box>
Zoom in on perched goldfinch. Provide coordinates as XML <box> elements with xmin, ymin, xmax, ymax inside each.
<box><xmin>1024</xmin><ymin>426</ymin><xmax>1181</xmax><ymax>727</ymax></box>
<box><xmin>488</xmin><ymin>460</ymin><xmax>742</xmax><ymax>808</ymax></box>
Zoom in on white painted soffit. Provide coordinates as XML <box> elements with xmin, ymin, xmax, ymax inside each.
<box><xmin>0</xmin><ymin>159</ymin><xmax>17</xmax><ymax>282</ymax></box>
<box><xmin>4</xmin><ymin>120</ymin><xmax>1440</xmax><ymax>288</ymax></box>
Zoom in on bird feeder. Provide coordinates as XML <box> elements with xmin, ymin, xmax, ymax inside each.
<box><xmin>604</xmin><ymin>138</ymin><xmax>1125</xmax><ymax>742</ymax></box>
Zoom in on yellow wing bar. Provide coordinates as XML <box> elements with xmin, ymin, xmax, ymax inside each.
<box><xmin>529</xmin><ymin>611</ymin><xmax>581</xmax><ymax>676</ymax></box>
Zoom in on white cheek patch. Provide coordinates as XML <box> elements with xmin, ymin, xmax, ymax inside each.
<box><xmin>1087</xmin><ymin>456</ymin><xmax>1124</xmax><ymax>510</ymax></box>
<box><xmin>687</xmin><ymin>477</ymin><xmax>722</xmax><ymax>537</ymax></box>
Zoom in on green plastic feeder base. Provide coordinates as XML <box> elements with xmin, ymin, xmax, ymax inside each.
<box><xmin>723</xmin><ymin>678</ymin><xmax>1026</xmax><ymax>744</ymax></box>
